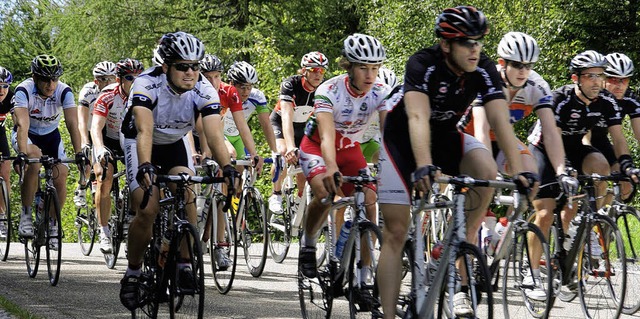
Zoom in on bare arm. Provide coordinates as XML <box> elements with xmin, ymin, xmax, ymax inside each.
<box><xmin>630</xmin><ymin>118</ymin><xmax>640</xmax><ymax>143</ymax></box>
<box><xmin>12</xmin><ymin>108</ymin><xmax>30</xmax><ymax>154</ymax></box>
<box><xmin>536</xmin><ymin>108</ymin><xmax>566</xmax><ymax>175</ymax></box>
<box><xmin>485</xmin><ymin>99</ymin><xmax>523</xmax><ymax>174</ymax></box>
<box><xmin>134</xmin><ymin>107</ymin><xmax>154</xmax><ymax>164</ymax></box>
<box><xmin>232</xmin><ymin>111</ymin><xmax>257</xmax><ymax>156</ymax></box>
<box><xmin>202</xmin><ymin>114</ymin><xmax>232</xmax><ymax>167</ymax></box>
<box><xmin>280</xmin><ymin>101</ymin><xmax>296</xmax><ymax>151</ymax></box>
<box><xmin>317</xmin><ymin>111</ymin><xmax>337</xmax><ymax>171</ymax></box>
<box><xmin>582</xmin><ymin>130</ymin><xmax>592</xmax><ymax>145</ymax></box>
<box><xmin>77</xmin><ymin>106</ymin><xmax>90</xmax><ymax>147</ymax></box>
<box><xmin>404</xmin><ymin>91</ymin><xmax>432</xmax><ymax>167</ymax></box>
<box><xmin>258</xmin><ymin>112</ymin><xmax>277</xmax><ymax>153</ymax></box>
<box><xmin>90</xmin><ymin>114</ymin><xmax>107</xmax><ymax>153</ymax></box>
<box><xmin>472</xmin><ymin>106</ymin><xmax>493</xmax><ymax>152</ymax></box>
<box><xmin>64</xmin><ymin>106</ymin><xmax>82</xmax><ymax>153</ymax></box>
<box><xmin>608</xmin><ymin>124</ymin><xmax>632</xmax><ymax>159</ymax></box>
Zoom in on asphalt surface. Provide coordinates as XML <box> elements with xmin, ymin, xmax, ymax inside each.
<box><xmin>0</xmin><ymin>241</ymin><xmax>638</xmax><ymax>319</ymax></box>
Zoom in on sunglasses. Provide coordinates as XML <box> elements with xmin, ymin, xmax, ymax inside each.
<box><xmin>606</xmin><ymin>77</ymin><xmax>630</xmax><ymax>85</ymax></box>
<box><xmin>37</xmin><ymin>76</ymin><xmax>59</xmax><ymax>83</ymax></box>
<box><xmin>0</xmin><ymin>84</ymin><xmax>8</xmax><ymax>89</ymax></box>
<box><xmin>306</xmin><ymin>67</ymin><xmax>326</xmax><ymax>74</ymax></box>
<box><xmin>96</xmin><ymin>76</ymin><xmax>115</xmax><ymax>83</ymax></box>
<box><xmin>122</xmin><ymin>74</ymin><xmax>137</xmax><ymax>82</ymax></box>
<box><xmin>236</xmin><ymin>84</ymin><xmax>253</xmax><ymax>91</ymax></box>
<box><xmin>581</xmin><ymin>73</ymin><xmax>606</xmax><ymax>81</ymax></box>
<box><xmin>508</xmin><ymin>61</ymin><xmax>535</xmax><ymax>70</ymax></box>
<box><xmin>453</xmin><ymin>37</ymin><xmax>484</xmax><ymax>49</ymax></box>
<box><xmin>172</xmin><ymin>62</ymin><xmax>201</xmax><ymax>72</ymax></box>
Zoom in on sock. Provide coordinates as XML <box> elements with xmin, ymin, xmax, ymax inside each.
<box><xmin>101</xmin><ymin>226</ymin><xmax>110</xmax><ymax>237</ymax></box>
<box><xmin>532</xmin><ymin>268</ymin><xmax>541</xmax><ymax>278</ymax></box>
<box><xmin>125</xmin><ymin>265</ymin><xmax>142</xmax><ymax>277</ymax></box>
<box><xmin>23</xmin><ymin>206</ymin><xmax>31</xmax><ymax>216</ymax></box>
<box><xmin>302</xmin><ymin>233</ymin><xmax>316</xmax><ymax>247</ymax></box>
<box><xmin>460</xmin><ymin>285</ymin><xmax>469</xmax><ymax>293</ymax></box>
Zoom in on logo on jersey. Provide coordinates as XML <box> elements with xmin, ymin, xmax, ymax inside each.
<box><xmin>570</xmin><ymin>113</ymin><xmax>580</xmax><ymax>119</ymax></box>
<box><xmin>30</xmin><ymin>109</ymin><xmax>41</xmax><ymax>115</ymax></box>
<box><xmin>359</xmin><ymin>103</ymin><xmax>368</xmax><ymax>111</ymax></box>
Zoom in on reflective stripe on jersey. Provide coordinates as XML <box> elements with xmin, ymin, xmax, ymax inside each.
<box><xmin>93</xmin><ymin>83</ymin><xmax>128</xmax><ymax>140</ymax></box>
<box><xmin>223</xmin><ymin>88</ymin><xmax>269</xmax><ymax>136</ymax></box>
<box><xmin>121</xmin><ymin>66</ymin><xmax>222</xmax><ymax>145</ymax></box>
<box><xmin>12</xmin><ymin>78</ymin><xmax>75</xmax><ymax>136</ymax></box>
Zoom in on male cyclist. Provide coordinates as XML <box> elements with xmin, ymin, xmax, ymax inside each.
<box><xmin>376</xmin><ymin>7</ymin><xmax>537</xmax><ymax>318</ymax></box>
<box><xmin>12</xmin><ymin>55</ymin><xmax>84</xmax><ymax>246</ymax></box>
<box><xmin>118</xmin><ymin>32</ymin><xmax>236</xmax><ymax>311</ymax></box>
<box><xmin>90</xmin><ymin>58</ymin><xmax>144</xmax><ymax>253</ymax></box>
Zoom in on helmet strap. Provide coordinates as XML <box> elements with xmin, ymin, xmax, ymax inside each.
<box><xmin>575</xmin><ymin>72</ymin><xmax>598</xmax><ymax>103</ymax></box>
<box><xmin>166</xmin><ymin>70</ymin><xmax>189</xmax><ymax>95</ymax></box>
<box><xmin>501</xmin><ymin>68</ymin><xmax>526</xmax><ymax>90</ymax></box>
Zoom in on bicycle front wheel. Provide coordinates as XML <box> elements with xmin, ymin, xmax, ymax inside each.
<box><xmin>610</xmin><ymin>204</ymin><xmax>640</xmax><ymax>314</ymax></box>
<box><xmin>578</xmin><ymin>215</ymin><xmax>626</xmax><ymax>319</ymax></box>
<box><xmin>240</xmin><ymin>191</ymin><xmax>268</xmax><ymax>277</ymax></box>
<box><xmin>347</xmin><ymin>221</ymin><xmax>383</xmax><ymax>318</ymax></box>
<box><xmin>0</xmin><ymin>177</ymin><xmax>10</xmax><ymax>261</ymax></box>
<box><xmin>169</xmin><ymin>223</ymin><xmax>205</xmax><ymax>318</ymax></box>
<box><xmin>45</xmin><ymin>191</ymin><xmax>62</xmax><ymax>286</ymax></box>
<box><xmin>75</xmin><ymin>201</ymin><xmax>96</xmax><ymax>256</ymax></box>
<box><xmin>211</xmin><ymin>204</ymin><xmax>238</xmax><ymax>294</ymax></box>
<box><xmin>502</xmin><ymin>222</ymin><xmax>553</xmax><ymax>319</ymax></box>
<box><xmin>268</xmin><ymin>192</ymin><xmax>292</xmax><ymax>263</ymax></box>
<box><xmin>298</xmin><ymin>247</ymin><xmax>332</xmax><ymax>319</ymax></box>
<box><xmin>437</xmin><ymin>242</ymin><xmax>493</xmax><ymax>319</ymax></box>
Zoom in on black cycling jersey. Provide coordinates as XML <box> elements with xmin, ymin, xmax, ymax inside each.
<box><xmin>270</xmin><ymin>75</ymin><xmax>316</xmax><ymax>144</ymax></box>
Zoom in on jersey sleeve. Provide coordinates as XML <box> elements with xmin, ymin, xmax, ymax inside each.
<box><xmin>529</xmin><ymin>72</ymin><xmax>553</xmax><ymax>111</ymax></box>
<box><xmin>600</xmin><ymin>93</ymin><xmax>623</xmax><ymax>127</ymax></box>
<box><xmin>60</xmin><ymin>86</ymin><xmax>75</xmax><ymax>109</ymax></box>
<box><xmin>313</xmin><ymin>81</ymin><xmax>335</xmax><ymax>114</ymax></box>
<box><xmin>252</xmin><ymin>89</ymin><xmax>270</xmax><ymax>114</ymax></box>
<box><xmin>278</xmin><ymin>77</ymin><xmax>296</xmax><ymax>103</ymax></box>
<box><xmin>403</xmin><ymin>49</ymin><xmax>432</xmax><ymax>95</ymax></box>
<box><xmin>78</xmin><ymin>84</ymin><xmax>94</xmax><ymax>108</ymax></box>
<box><xmin>12</xmin><ymin>86</ymin><xmax>28</xmax><ymax>109</ymax></box>
<box><xmin>129</xmin><ymin>76</ymin><xmax>157</xmax><ymax>110</ymax></box>
<box><xmin>475</xmin><ymin>56</ymin><xmax>506</xmax><ymax>104</ymax></box>
<box><xmin>374</xmin><ymin>82</ymin><xmax>393</xmax><ymax>112</ymax></box>
<box><xmin>92</xmin><ymin>90</ymin><xmax>112</xmax><ymax>118</ymax></box>
<box><xmin>196</xmin><ymin>80</ymin><xmax>222</xmax><ymax>118</ymax></box>
<box><xmin>226</xmin><ymin>85</ymin><xmax>244</xmax><ymax>113</ymax></box>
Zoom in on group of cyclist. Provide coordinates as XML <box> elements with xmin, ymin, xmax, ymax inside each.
<box><xmin>1</xmin><ymin>3</ymin><xmax>640</xmax><ymax>317</ymax></box>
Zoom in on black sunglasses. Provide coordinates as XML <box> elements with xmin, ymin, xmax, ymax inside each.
<box><xmin>508</xmin><ymin>61</ymin><xmax>535</xmax><ymax>70</ymax></box>
<box><xmin>0</xmin><ymin>84</ymin><xmax>9</xmax><ymax>89</ymax></box>
<box><xmin>37</xmin><ymin>76</ymin><xmax>59</xmax><ymax>83</ymax></box>
<box><xmin>123</xmin><ymin>74</ymin><xmax>137</xmax><ymax>82</ymax></box>
<box><xmin>172</xmin><ymin>62</ymin><xmax>201</xmax><ymax>72</ymax></box>
<box><xmin>453</xmin><ymin>37</ymin><xmax>484</xmax><ymax>49</ymax></box>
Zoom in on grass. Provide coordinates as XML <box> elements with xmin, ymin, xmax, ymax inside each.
<box><xmin>0</xmin><ymin>294</ymin><xmax>40</xmax><ymax>319</ymax></box>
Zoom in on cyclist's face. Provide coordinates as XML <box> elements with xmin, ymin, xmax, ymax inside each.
<box><xmin>573</xmin><ymin>67</ymin><xmax>605</xmax><ymax>100</ymax></box>
<box><xmin>34</xmin><ymin>75</ymin><xmax>59</xmax><ymax>98</ymax></box>
<box><xmin>0</xmin><ymin>82</ymin><xmax>8</xmax><ymax>103</ymax></box>
<box><xmin>203</xmin><ymin>71</ymin><xmax>222</xmax><ymax>90</ymax></box>
<box><xmin>303</xmin><ymin>67</ymin><xmax>326</xmax><ymax>88</ymax></box>
<box><xmin>502</xmin><ymin>60</ymin><xmax>533</xmax><ymax>88</ymax></box>
<box><xmin>233</xmin><ymin>82</ymin><xmax>253</xmax><ymax>102</ymax></box>
<box><xmin>94</xmin><ymin>75</ymin><xmax>116</xmax><ymax>90</ymax></box>
<box><xmin>349</xmin><ymin>63</ymin><xmax>380</xmax><ymax>94</ymax></box>
<box><xmin>444</xmin><ymin>37</ymin><xmax>483</xmax><ymax>73</ymax></box>
<box><xmin>119</xmin><ymin>72</ymin><xmax>140</xmax><ymax>96</ymax></box>
<box><xmin>605</xmin><ymin>77</ymin><xmax>630</xmax><ymax>99</ymax></box>
<box><xmin>164</xmin><ymin>60</ymin><xmax>200</xmax><ymax>91</ymax></box>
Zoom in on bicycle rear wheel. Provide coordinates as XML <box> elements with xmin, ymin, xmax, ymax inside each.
<box><xmin>45</xmin><ymin>191</ymin><xmax>62</xmax><ymax>286</ymax></box>
<box><xmin>437</xmin><ymin>242</ymin><xmax>493</xmax><ymax>319</ymax></box>
<box><xmin>268</xmin><ymin>192</ymin><xmax>292</xmax><ymax>263</ymax></box>
<box><xmin>0</xmin><ymin>178</ymin><xmax>10</xmax><ymax>261</ymax></box>
<box><xmin>502</xmin><ymin>222</ymin><xmax>553</xmax><ymax>318</ymax></box>
<box><xmin>298</xmin><ymin>248</ymin><xmax>333</xmax><ymax>319</ymax></box>
<box><xmin>578</xmin><ymin>215</ymin><xmax>626</xmax><ymax>319</ymax></box>
<box><xmin>241</xmin><ymin>191</ymin><xmax>268</xmax><ymax>277</ymax></box>
<box><xmin>105</xmin><ymin>189</ymin><xmax>127</xmax><ymax>269</ymax></box>
<box><xmin>610</xmin><ymin>204</ymin><xmax>640</xmax><ymax>314</ymax></box>
<box><xmin>24</xmin><ymin>195</ymin><xmax>43</xmax><ymax>278</ymax></box>
<box><xmin>211</xmin><ymin>204</ymin><xmax>238</xmax><ymax>294</ymax></box>
<box><xmin>169</xmin><ymin>223</ymin><xmax>205</xmax><ymax>318</ymax></box>
<box><xmin>135</xmin><ymin>244</ymin><xmax>160</xmax><ymax>319</ymax></box>
<box><xmin>347</xmin><ymin>221</ymin><xmax>383</xmax><ymax>318</ymax></box>
<box><xmin>75</xmin><ymin>201</ymin><xmax>96</xmax><ymax>256</ymax></box>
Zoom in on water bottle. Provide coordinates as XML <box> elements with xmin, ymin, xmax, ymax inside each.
<box><xmin>487</xmin><ymin>217</ymin><xmax>508</xmax><ymax>256</ymax></box>
<box><xmin>480</xmin><ymin>210</ymin><xmax>497</xmax><ymax>254</ymax></box>
<box><xmin>564</xmin><ymin>215</ymin><xmax>581</xmax><ymax>251</ymax></box>
<box><xmin>157</xmin><ymin>230</ymin><xmax>172</xmax><ymax>268</ymax></box>
<box><xmin>335</xmin><ymin>220</ymin><xmax>352</xmax><ymax>259</ymax></box>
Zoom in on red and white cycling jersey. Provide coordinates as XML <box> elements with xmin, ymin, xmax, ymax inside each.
<box><xmin>310</xmin><ymin>74</ymin><xmax>391</xmax><ymax>150</ymax></box>
<box><xmin>93</xmin><ymin>83</ymin><xmax>128</xmax><ymax>140</ymax></box>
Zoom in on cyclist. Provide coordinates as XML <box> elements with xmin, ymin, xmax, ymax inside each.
<box><xmin>358</xmin><ymin>66</ymin><xmax>398</xmax><ymax>164</ymax></box>
<box><xmin>118</xmin><ymin>32</ymin><xmax>236</xmax><ymax>311</ymax></box>
<box><xmin>375</xmin><ymin>7</ymin><xmax>537</xmax><ymax>318</ymax></box>
<box><xmin>297</xmin><ymin>34</ymin><xmax>391</xmax><ymax>287</ymax></box>
<box><xmin>74</xmin><ymin>61</ymin><xmax>117</xmax><ymax>206</ymax></box>
<box><xmin>0</xmin><ymin>66</ymin><xmax>13</xmax><ymax>237</ymax></box>
<box><xmin>90</xmin><ymin>58</ymin><xmax>144</xmax><ymax>253</ymax></box>
<box><xmin>268</xmin><ymin>51</ymin><xmax>328</xmax><ymax>214</ymax></box>
<box><xmin>464</xmin><ymin>32</ymin><xmax>573</xmax><ymax>300</ymax></box>
<box><xmin>12</xmin><ymin>55</ymin><xmax>84</xmax><ymax>245</ymax></box>
<box><xmin>224</xmin><ymin>61</ymin><xmax>277</xmax><ymax>170</ymax></box>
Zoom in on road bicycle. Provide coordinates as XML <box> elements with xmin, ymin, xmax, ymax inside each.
<box><xmin>20</xmin><ymin>155</ymin><xmax>77</xmax><ymax>286</ymax></box>
<box><xmin>75</xmin><ymin>162</ymin><xmax>97</xmax><ymax>256</ymax></box>
<box><xmin>298</xmin><ymin>169</ymin><xmax>383</xmax><ymax>319</ymax></box>
<box><xmin>0</xmin><ymin>155</ymin><xmax>16</xmax><ymax>261</ymax></box>
<box><xmin>134</xmin><ymin>172</ymin><xmax>231</xmax><ymax>318</ymax></box>
<box><xmin>100</xmin><ymin>153</ymin><xmax>131</xmax><ymax>269</ymax></box>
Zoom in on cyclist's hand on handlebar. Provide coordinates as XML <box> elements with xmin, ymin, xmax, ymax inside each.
<box><xmin>557</xmin><ymin>173</ymin><xmax>579</xmax><ymax>197</ymax></box>
<box><xmin>412</xmin><ymin>164</ymin><xmax>440</xmax><ymax>196</ymax></box>
<box><xmin>626</xmin><ymin>168</ymin><xmax>640</xmax><ymax>184</ymax></box>
<box><xmin>513</xmin><ymin>171</ymin><xmax>540</xmax><ymax>200</ymax></box>
<box><xmin>222</xmin><ymin>164</ymin><xmax>238</xmax><ymax>194</ymax></box>
<box><xmin>323</xmin><ymin>167</ymin><xmax>341</xmax><ymax>195</ymax></box>
<box><xmin>136</xmin><ymin>162</ymin><xmax>157</xmax><ymax>190</ymax></box>
<box><xmin>252</xmin><ymin>154</ymin><xmax>264</xmax><ymax>175</ymax></box>
<box><xmin>13</xmin><ymin>152</ymin><xmax>27</xmax><ymax>175</ymax></box>
<box><xmin>285</xmin><ymin>147</ymin><xmax>299</xmax><ymax>165</ymax></box>
<box><xmin>191</xmin><ymin>153</ymin><xmax>202</xmax><ymax>166</ymax></box>
<box><xmin>619</xmin><ymin>154</ymin><xmax>640</xmax><ymax>183</ymax></box>
<box><xmin>75</xmin><ymin>151</ymin><xmax>89</xmax><ymax>166</ymax></box>
<box><xmin>96</xmin><ymin>148</ymin><xmax>112</xmax><ymax>165</ymax></box>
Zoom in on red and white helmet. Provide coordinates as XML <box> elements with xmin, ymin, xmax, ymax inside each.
<box><xmin>300</xmin><ymin>51</ymin><xmax>328</xmax><ymax>69</ymax></box>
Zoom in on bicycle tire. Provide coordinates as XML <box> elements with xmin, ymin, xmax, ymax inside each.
<box><xmin>75</xmin><ymin>201</ymin><xmax>97</xmax><ymax>256</ymax></box>
<box><xmin>501</xmin><ymin>222</ymin><xmax>553</xmax><ymax>319</ymax></box>
<box><xmin>347</xmin><ymin>221</ymin><xmax>383</xmax><ymax>318</ymax></box>
<box><xmin>45</xmin><ymin>190</ymin><xmax>62</xmax><ymax>286</ymax></box>
<box><xmin>169</xmin><ymin>223</ymin><xmax>205</xmax><ymax>318</ymax></box>
<box><xmin>396</xmin><ymin>239</ymin><xmax>416</xmax><ymax>318</ymax></box>
<box><xmin>268</xmin><ymin>192</ymin><xmax>293</xmax><ymax>263</ymax></box>
<box><xmin>437</xmin><ymin>242</ymin><xmax>493</xmax><ymax>319</ymax></box>
<box><xmin>316</xmin><ymin>225</ymin><xmax>329</xmax><ymax>267</ymax></box>
<box><xmin>135</xmin><ymin>241</ymin><xmax>160</xmax><ymax>319</ymax></box>
<box><xmin>24</xmin><ymin>191</ymin><xmax>44</xmax><ymax>278</ymax></box>
<box><xmin>240</xmin><ymin>190</ymin><xmax>268</xmax><ymax>277</ymax></box>
<box><xmin>298</xmin><ymin>248</ymin><xmax>333</xmax><ymax>319</ymax></box>
<box><xmin>106</xmin><ymin>186</ymin><xmax>128</xmax><ymax>269</ymax></box>
<box><xmin>577</xmin><ymin>214</ymin><xmax>626</xmax><ymax>319</ymax></box>
<box><xmin>609</xmin><ymin>204</ymin><xmax>640</xmax><ymax>314</ymax></box>
<box><xmin>211</xmin><ymin>202</ymin><xmax>238</xmax><ymax>294</ymax></box>
<box><xmin>0</xmin><ymin>178</ymin><xmax>10</xmax><ymax>261</ymax></box>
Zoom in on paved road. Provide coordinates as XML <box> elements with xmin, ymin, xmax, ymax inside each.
<box><xmin>0</xmin><ymin>242</ymin><xmax>637</xmax><ymax>318</ymax></box>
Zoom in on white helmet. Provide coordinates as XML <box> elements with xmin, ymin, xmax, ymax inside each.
<box><xmin>300</xmin><ymin>51</ymin><xmax>328</xmax><ymax>69</ymax></box>
<box><xmin>377</xmin><ymin>67</ymin><xmax>397</xmax><ymax>87</ymax></box>
<box><xmin>497</xmin><ymin>32</ymin><xmax>540</xmax><ymax>63</ymax></box>
<box><xmin>152</xmin><ymin>45</ymin><xmax>164</xmax><ymax>66</ymax></box>
<box><xmin>343</xmin><ymin>33</ymin><xmax>386</xmax><ymax>64</ymax></box>
<box><xmin>570</xmin><ymin>50</ymin><xmax>607</xmax><ymax>73</ymax></box>
<box><xmin>604</xmin><ymin>53</ymin><xmax>634</xmax><ymax>78</ymax></box>
<box><xmin>227</xmin><ymin>61</ymin><xmax>258</xmax><ymax>84</ymax></box>
<box><xmin>158</xmin><ymin>31</ymin><xmax>205</xmax><ymax>63</ymax></box>
<box><xmin>92</xmin><ymin>61</ymin><xmax>117</xmax><ymax>77</ymax></box>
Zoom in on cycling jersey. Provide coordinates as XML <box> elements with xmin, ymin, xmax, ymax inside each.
<box><xmin>218</xmin><ymin>82</ymin><xmax>243</xmax><ymax>115</ymax></box>
<box><xmin>93</xmin><ymin>83</ymin><xmax>128</xmax><ymax>141</ymax></box>
<box><xmin>78</xmin><ymin>81</ymin><xmax>100</xmax><ymax>132</ymax></box>
<box><xmin>0</xmin><ymin>90</ymin><xmax>13</xmax><ymax>156</ymax></box>
<box><xmin>121</xmin><ymin>66</ymin><xmax>222</xmax><ymax>145</ymax></box>
<box><xmin>304</xmin><ymin>73</ymin><xmax>391</xmax><ymax>150</ymax></box>
<box><xmin>223</xmin><ymin>88</ymin><xmax>270</xmax><ymax>137</ymax></box>
<box><xmin>270</xmin><ymin>75</ymin><xmax>316</xmax><ymax>144</ymax></box>
<box><xmin>463</xmin><ymin>69</ymin><xmax>552</xmax><ymax>139</ymax></box>
<box><xmin>12</xmin><ymin>78</ymin><xmax>75</xmax><ymax>136</ymax></box>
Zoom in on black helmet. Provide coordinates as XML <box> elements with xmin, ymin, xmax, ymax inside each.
<box><xmin>116</xmin><ymin>58</ymin><xmax>144</xmax><ymax>76</ymax></box>
<box><xmin>435</xmin><ymin>6</ymin><xmax>489</xmax><ymax>39</ymax></box>
<box><xmin>31</xmin><ymin>54</ymin><xmax>63</xmax><ymax>78</ymax></box>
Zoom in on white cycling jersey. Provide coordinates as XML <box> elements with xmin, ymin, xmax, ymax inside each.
<box><xmin>223</xmin><ymin>88</ymin><xmax>270</xmax><ymax>136</ymax></box>
<box><xmin>78</xmin><ymin>81</ymin><xmax>100</xmax><ymax>131</ymax></box>
<box><xmin>121</xmin><ymin>66</ymin><xmax>222</xmax><ymax>145</ymax></box>
<box><xmin>313</xmin><ymin>73</ymin><xmax>391</xmax><ymax>149</ymax></box>
<box><xmin>12</xmin><ymin>78</ymin><xmax>75</xmax><ymax>135</ymax></box>
<box><xmin>93</xmin><ymin>83</ymin><xmax>127</xmax><ymax>140</ymax></box>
